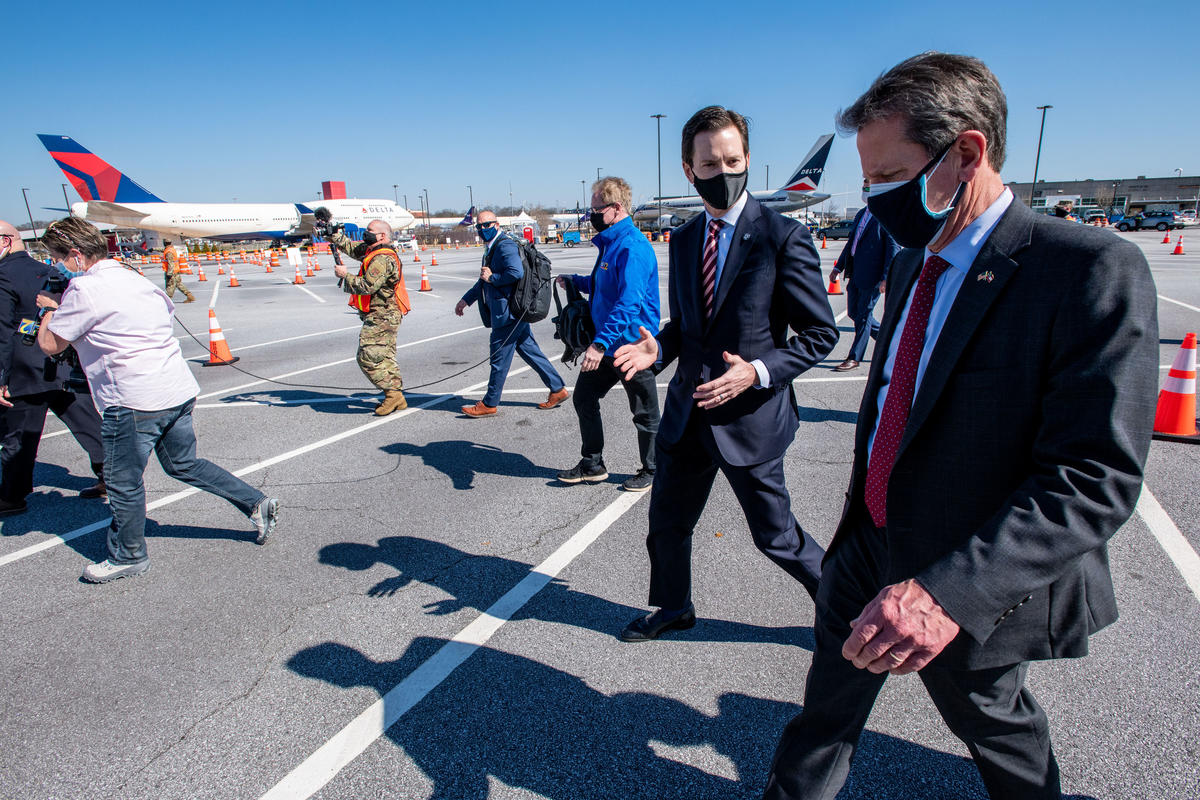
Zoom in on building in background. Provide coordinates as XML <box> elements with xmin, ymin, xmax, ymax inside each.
<box><xmin>1007</xmin><ymin>174</ymin><xmax>1200</xmax><ymax>215</ymax></box>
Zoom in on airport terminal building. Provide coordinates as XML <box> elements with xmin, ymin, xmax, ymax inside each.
<box><xmin>1007</xmin><ymin>174</ymin><xmax>1200</xmax><ymax>214</ymax></box>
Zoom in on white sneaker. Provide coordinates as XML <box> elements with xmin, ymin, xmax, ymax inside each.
<box><xmin>82</xmin><ymin>558</ymin><xmax>150</xmax><ymax>583</ymax></box>
<box><xmin>251</xmin><ymin>498</ymin><xmax>280</xmax><ymax>544</ymax></box>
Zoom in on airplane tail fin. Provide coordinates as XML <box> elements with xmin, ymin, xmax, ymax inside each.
<box><xmin>457</xmin><ymin>206</ymin><xmax>476</xmax><ymax>226</ymax></box>
<box><xmin>37</xmin><ymin>134</ymin><xmax>164</xmax><ymax>204</ymax></box>
<box><xmin>779</xmin><ymin>134</ymin><xmax>834</xmax><ymax>194</ymax></box>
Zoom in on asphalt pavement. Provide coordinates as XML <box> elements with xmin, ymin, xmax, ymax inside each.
<box><xmin>1</xmin><ymin>230</ymin><xmax>1197</xmax><ymax>800</ymax></box>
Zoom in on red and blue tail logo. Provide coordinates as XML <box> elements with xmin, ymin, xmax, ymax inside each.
<box><xmin>781</xmin><ymin>134</ymin><xmax>834</xmax><ymax>194</ymax></box>
<box><xmin>37</xmin><ymin>134</ymin><xmax>164</xmax><ymax>204</ymax></box>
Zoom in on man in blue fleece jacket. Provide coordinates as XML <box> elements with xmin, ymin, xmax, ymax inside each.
<box><xmin>555</xmin><ymin>177</ymin><xmax>661</xmax><ymax>492</ymax></box>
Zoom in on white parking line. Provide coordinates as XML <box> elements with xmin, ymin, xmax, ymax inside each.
<box><xmin>1136</xmin><ymin>486</ymin><xmax>1200</xmax><ymax>605</ymax></box>
<box><xmin>295</xmin><ymin>285</ymin><xmax>326</xmax><ymax>304</ymax></box>
<box><xmin>1159</xmin><ymin>294</ymin><xmax>1200</xmax><ymax>314</ymax></box>
<box><xmin>0</xmin><ymin>365</ymin><xmax>527</xmax><ymax>570</ymax></box>
<box><xmin>259</xmin><ymin>489</ymin><xmax>647</xmax><ymax>800</ymax></box>
<box><xmin>208</xmin><ymin>281</ymin><xmax>220</xmax><ymax>309</ymax></box>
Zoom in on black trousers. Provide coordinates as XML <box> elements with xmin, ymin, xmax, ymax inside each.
<box><xmin>645</xmin><ymin>411</ymin><xmax>823</xmax><ymax>610</ymax></box>
<box><xmin>763</xmin><ymin>509</ymin><xmax>1061</xmax><ymax>800</ymax></box>
<box><xmin>572</xmin><ymin>356</ymin><xmax>660</xmax><ymax>473</ymax></box>
<box><xmin>0</xmin><ymin>390</ymin><xmax>104</xmax><ymax>502</ymax></box>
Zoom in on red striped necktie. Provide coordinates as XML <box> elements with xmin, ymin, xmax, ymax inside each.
<box><xmin>863</xmin><ymin>254</ymin><xmax>952</xmax><ymax>528</ymax></box>
<box><xmin>701</xmin><ymin>218</ymin><xmax>722</xmax><ymax>319</ymax></box>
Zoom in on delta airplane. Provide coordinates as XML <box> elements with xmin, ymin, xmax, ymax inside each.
<box><xmin>632</xmin><ymin>134</ymin><xmax>834</xmax><ymax>228</ymax></box>
<box><xmin>38</xmin><ymin>135</ymin><xmax>415</xmax><ymax>244</ymax></box>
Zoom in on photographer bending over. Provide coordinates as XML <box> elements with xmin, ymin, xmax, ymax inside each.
<box><xmin>35</xmin><ymin>217</ymin><xmax>280</xmax><ymax>584</ymax></box>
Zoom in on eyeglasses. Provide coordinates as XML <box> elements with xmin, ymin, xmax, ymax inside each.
<box><xmin>475</xmin><ymin>221</ymin><xmax>498</xmax><ymax>229</ymax></box>
<box><xmin>588</xmin><ymin>203</ymin><xmax>616</xmax><ymax>214</ymax></box>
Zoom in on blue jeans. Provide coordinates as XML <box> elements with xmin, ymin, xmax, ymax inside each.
<box><xmin>483</xmin><ymin>320</ymin><xmax>564</xmax><ymax>407</ymax></box>
<box><xmin>101</xmin><ymin>399</ymin><xmax>266</xmax><ymax>564</ymax></box>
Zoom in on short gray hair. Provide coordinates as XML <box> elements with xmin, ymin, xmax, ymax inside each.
<box><xmin>591</xmin><ymin>177</ymin><xmax>633</xmax><ymax>215</ymax></box>
<box><xmin>836</xmin><ymin>52</ymin><xmax>1007</xmax><ymax>170</ymax></box>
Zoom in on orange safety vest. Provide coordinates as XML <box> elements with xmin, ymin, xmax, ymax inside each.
<box><xmin>348</xmin><ymin>246</ymin><xmax>410</xmax><ymax>315</ymax></box>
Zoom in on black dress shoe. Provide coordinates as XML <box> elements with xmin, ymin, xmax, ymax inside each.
<box><xmin>619</xmin><ymin>607</ymin><xmax>696</xmax><ymax>642</ymax></box>
<box><xmin>833</xmin><ymin>359</ymin><xmax>860</xmax><ymax>372</ymax></box>
<box><xmin>0</xmin><ymin>497</ymin><xmax>28</xmax><ymax>517</ymax></box>
<box><xmin>79</xmin><ymin>480</ymin><xmax>107</xmax><ymax>499</ymax></box>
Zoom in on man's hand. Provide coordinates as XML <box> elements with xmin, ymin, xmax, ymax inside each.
<box><xmin>334</xmin><ymin>264</ymin><xmax>348</xmax><ymax>279</ymax></box>
<box><xmin>878</xmin><ymin>279</ymin><xmax>886</xmax><ymax>294</ymax></box>
<box><xmin>612</xmin><ymin>326</ymin><xmax>658</xmax><ymax>380</ymax></box>
<box><xmin>842</xmin><ymin>579</ymin><xmax>960</xmax><ymax>675</ymax></box>
<box><xmin>35</xmin><ymin>292</ymin><xmax>58</xmax><ymax>311</ymax></box>
<box><xmin>480</xmin><ymin>266</ymin><xmax>492</xmax><ymax>283</ymax></box>
<box><xmin>580</xmin><ymin>343</ymin><xmax>604</xmax><ymax>372</ymax></box>
<box><xmin>454</xmin><ymin>299</ymin><xmax>468</xmax><ymax>317</ymax></box>
<box><xmin>0</xmin><ymin>386</ymin><xmax>11</xmax><ymax>409</ymax></box>
<box><xmin>693</xmin><ymin>351</ymin><xmax>756</xmax><ymax>409</ymax></box>
<box><xmin>555</xmin><ymin>275</ymin><xmax>568</xmax><ymax>288</ymax></box>
<box><xmin>828</xmin><ymin>268</ymin><xmax>841</xmax><ymax>284</ymax></box>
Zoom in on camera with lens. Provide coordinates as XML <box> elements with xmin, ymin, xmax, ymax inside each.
<box><xmin>20</xmin><ymin>272</ymin><xmax>89</xmax><ymax>394</ymax></box>
<box><xmin>312</xmin><ymin>206</ymin><xmax>343</xmax><ymax>238</ymax></box>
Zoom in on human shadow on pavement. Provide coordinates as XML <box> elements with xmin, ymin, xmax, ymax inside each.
<box><xmin>318</xmin><ymin>535</ymin><xmax>816</xmax><ymax>650</ymax></box>
<box><xmin>796</xmin><ymin>406</ymin><xmax>859</xmax><ymax>426</ymax></box>
<box><xmin>216</xmin><ymin>390</ymin><xmax>380</xmax><ymax>415</ymax></box>
<box><xmin>287</xmin><ymin>638</ymin><xmax>997</xmax><ymax>799</ymax></box>
<box><xmin>381</xmin><ymin>441</ymin><xmax>559</xmax><ymax>490</ymax></box>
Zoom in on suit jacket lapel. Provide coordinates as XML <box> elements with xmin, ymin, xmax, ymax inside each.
<box><xmin>855</xmin><ymin>247</ymin><xmax>922</xmax><ymax>457</ymax></box>
<box><xmin>897</xmin><ymin>202</ymin><xmax>1034</xmax><ymax>456</ymax></box>
<box><xmin>708</xmin><ymin>196</ymin><xmax>761</xmax><ymax>327</ymax></box>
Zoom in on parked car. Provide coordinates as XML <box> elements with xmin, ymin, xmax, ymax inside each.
<box><xmin>817</xmin><ymin>219</ymin><xmax>856</xmax><ymax>240</ymax></box>
<box><xmin>1113</xmin><ymin>211</ymin><xmax>1184</xmax><ymax>232</ymax></box>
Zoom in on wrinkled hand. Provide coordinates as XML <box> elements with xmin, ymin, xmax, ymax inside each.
<box><xmin>580</xmin><ymin>343</ymin><xmax>604</xmax><ymax>372</ymax></box>
<box><xmin>842</xmin><ymin>579</ymin><xmax>960</xmax><ymax>675</ymax></box>
<box><xmin>454</xmin><ymin>299</ymin><xmax>468</xmax><ymax>317</ymax></box>
<box><xmin>35</xmin><ymin>292</ymin><xmax>58</xmax><ymax>311</ymax></box>
<box><xmin>612</xmin><ymin>326</ymin><xmax>658</xmax><ymax>380</ymax></box>
<box><xmin>480</xmin><ymin>266</ymin><xmax>492</xmax><ymax>283</ymax></box>
<box><xmin>0</xmin><ymin>386</ymin><xmax>11</xmax><ymax>409</ymax></box>
<box><xmin>693</xmin><ymin>352</ymin><xmax>756</xmax><ymax>409</ymax></box>
<box><xmin>828</xmin><ymin>268</ymin><xmax>840</xmax><ymax>283</ymax></box>
<box><xmin>334</xmin><ymin>264</ymin><xmax>348</xmax><ymax>279</ymax></box>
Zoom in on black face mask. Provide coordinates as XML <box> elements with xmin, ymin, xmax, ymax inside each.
<box><xmin>865</xmin><ymin>142</ymin><xmax>965</xmax><ymax>249</ymax></box>
<box><xmin>361</xmin><ymin>230</ymin><xmax>378</xmax><ymax>246</ymax></box>
<box><xmin>589</xmin><ymin>212</ymin><xmax>610</xmax><ymax>233</ymax></box>
<box><xmin>692</xmin><ymin>169</ymin><xmax>747</xmax><ymax>210</ymax></box>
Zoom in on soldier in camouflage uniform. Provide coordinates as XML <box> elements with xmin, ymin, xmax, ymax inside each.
<box><xmin>331</xmin><ymin>220</ymin><xmax>408</xmax><ymax>416</ymax></box>
<box><xmin>162</xmin><ymin>241</ymin><xmax>196</xmax><ymax>303</ymax></box>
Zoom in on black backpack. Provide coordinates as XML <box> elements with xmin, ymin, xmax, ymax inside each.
<box><xmin>551</xmin><ymin>280</ymin><xmax>595</xmax><ymax>365</ymax></box>
<box><xmin>508</xmin><ymin>237</ymin><xmax>553</xmax><ymax>323</ymax></box>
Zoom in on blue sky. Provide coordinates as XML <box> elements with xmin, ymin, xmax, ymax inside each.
<box><xmin>4</xmin><ymin>0</ymin><xmax>1198</xmax><ymax>224</ymax></box>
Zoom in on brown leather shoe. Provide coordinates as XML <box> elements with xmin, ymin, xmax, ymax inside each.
<box><xmin>79</xmin><ymin>480</ymin><xmax>107</xmax><ymax>499</ymax></box>
<box><xmin>833</xmin><ymin>359</ymin><xmax>860</xmax><ymax>372</ymax></box>
<box><xmin>461</xmin><ymin>401</ymin><xmax>498</xmax><ymax>417</ymax></box>
<box><xmin>538</xmin><ymin>388</ymin><xmax>569</xmax><ymax>409</ymax></box>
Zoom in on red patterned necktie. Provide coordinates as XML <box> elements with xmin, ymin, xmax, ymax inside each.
<box><xmin>701</xmin><ymin>218</ymin><xmax>722</xmax><ymax>319</ymax></box>
<box><xmin>863</xmin><ymin>254</ymin><xmax>953</xmax><ymax>528</ymax></box>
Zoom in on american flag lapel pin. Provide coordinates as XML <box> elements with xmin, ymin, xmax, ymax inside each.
<box><xmin>976</xmin><ymin>270</ymin><xmax>995</xmax><ymax>283</ymax></box>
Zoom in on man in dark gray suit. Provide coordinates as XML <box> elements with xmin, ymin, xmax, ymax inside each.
<box><xmin>827</xmin><ymin>203</ymin><xmax>901</xmax><ymax>371</ymax></box>
<box><xmin>763</xmin><ymin>53</ymin><xmax>1158</xmax><ymax>799</ymax></box>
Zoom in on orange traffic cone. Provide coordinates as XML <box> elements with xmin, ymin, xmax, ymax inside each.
<box><xmin>217</xmin><ymin>262</ymin><xmax>225</xmax><ymax>275</ymax></box>
<box><xmin>271</xmin><ymin>251</ymin><xmax>280</xmax><ymax>271</ymax></box>
<box><xmin>827</xmin><ymin>274</ymin><xmax>844</xmax><ymax>295</ymax></box>
<box><xmin>293</xmin><ymin>262</ymin><xmax>306</xmax><ymax>285</ymax></box>
<box><xmin>418</xmin><ymin>262</ymin><xmax>431</xmax><ymax>292</ymax></box>
<box><xmin>1163</xmin><ymin>231</ymin><xmax>1172</xmax><ymax>244</ymax></box>
<box><xmin>202</xmin><ymin>309</ymin><xmax>240</xmax><ymax>367</ymax></box>
<box><xmin>197</xmin><ymin>263</ymin><xmax>207</xmax><ymax>282</ymax></box>
<box><xmin>413</xmin><ymin>251</ymin><xmax>421</xmax><ymax>263</ymax></box>
<box><xmin>1173</xmin><ymin>236</ymin><xmax>1185</xmax><ymax>255</ymax></box>
<box><xmin>228</xmin><ymin>266</ymin><xmax>240</xmax><ymax>287</ymax></box>
<box><xmin>1152</xmin><ymin>332</ymin><xmax>1199</xmax><ymax>442</ymax></box>
<box><xmin>821</xmin><ymin>235</ymin><xmax>828</xmax><ymax>250</ymax></box>
<box><xmin>305</xmin><ymin>256</ymin><xmax>315</xmax><ymax>278</ymax></box>
<box><xmin>264</xmin><ymin>253</ymin><xmax>273</xmax><ymax>273</ymax></box>
<box><xmin>431</xmin><ymin>255</ymin><xmax>438</xmax><ymax>267</ymax></box>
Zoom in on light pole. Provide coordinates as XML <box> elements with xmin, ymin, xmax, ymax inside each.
<box><xmin>393</xmin><ymin>184</ymin><xmax>398</xmax><ymax>204</ymax></box>
<box><xmin>508</xmin><ymin>183</ymin><xmax>513</xmax><ymax>215</ymax></box>
<box><xmin>423</xmin><ymin>188</ymin><xmax>430</xmax><ymax>234</ymax></box>
<box><xmin>597</xmin><ymin>167</ymin><xmax>601</xmax><ymax>182</ymax></box>
<box><xmin>651</xmin><ymin>113</ymin><xmax>666</xmax><ymax>231</ymax></box>
<box><xmin>467</xmin><ymin>184</ymin><xmax>473</xmax><ymax>211</ymax></box>
<box><xmin>403</xmin><ymin>193</ymin><xmax>408</xmax><ymax>211</ymax></box>
<box><xmin>61</xmin><ymin>183</ymin><xmax>72</xmax><ymax>212</ymax></box>
<box><xmin>765</xmin><ymin>165</ymin><xmax>770</xmax><ymax>191</ymax></box>
<box><xmin>1030</xmin><ymin>105</ymin><xmax>1053</xmax><ymax>208</ymax></box>
<box><xmin>21</xmin><ymin>188</ymin><xmax>37</xmax><ymax>241</ymax></box>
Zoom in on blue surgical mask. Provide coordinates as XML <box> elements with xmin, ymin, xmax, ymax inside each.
<box><xmin>477</xmin><ymin>224</ymin><xmax>499</xmax><ymax>242</ymax></box>
<box><xmin>866</xmin><ymin>142</ymin><xmax>965</xmax><ymax>249</ymax></box>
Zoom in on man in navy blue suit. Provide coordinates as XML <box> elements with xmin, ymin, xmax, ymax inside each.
<box><xmin>455</xmin><ymin>210</ymin><xmax>567</xmax><ymax>418</ymax></box>
<box><xmin>0</xmin><ymin>219</ymin><xmax>105</xmax><ymax>515</ymax></box>
<box><xmin>613</xmin><ymin>107</ymin><xmax>839</xmax><ymax>642</ymax></box>
<box><xmin>827</xmin><ymin>203</ymin><xmax>901</xmax><ymax>371</ymax></box>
